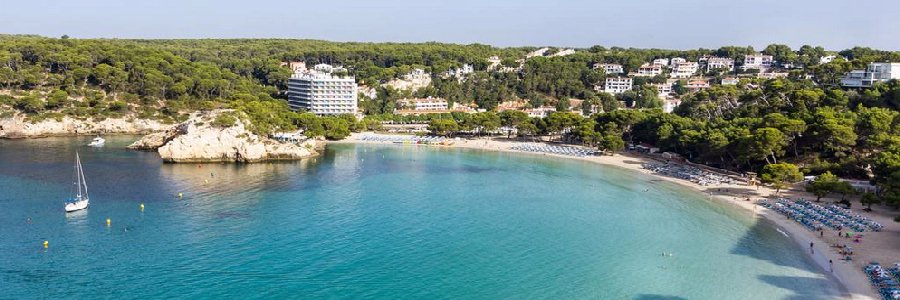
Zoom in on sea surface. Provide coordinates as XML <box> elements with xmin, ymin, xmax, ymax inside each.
<box><xmin>0</xmin><ymin>136</ymin><xmax>842</xmax><ymax>299</ymax></box>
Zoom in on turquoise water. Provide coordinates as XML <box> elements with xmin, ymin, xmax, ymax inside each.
<box><xmin>0</xmin><ymin>137</ymin><xmax>842</xmax><ymax>299</ymax></box>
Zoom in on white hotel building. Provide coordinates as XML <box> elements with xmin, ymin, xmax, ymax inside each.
<box><xmin>840</xmin><ymin>62</ymin><xmax>900</xmax><ymax>88</ymax></box>
<box><xmin>287</xmin><ymin>70</ymin><xmax>358</xmax><ymax>115</ymax></box>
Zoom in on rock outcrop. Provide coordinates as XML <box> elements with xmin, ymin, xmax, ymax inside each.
<box><xmin>0</xmin><ymin>114</ymin><xmax>169</xmax><ymax>138</ymax></box>
<box><xmin>129</xmin><ymin>110</ymin><xmax>318</xmax><ymax>163</ymax></box>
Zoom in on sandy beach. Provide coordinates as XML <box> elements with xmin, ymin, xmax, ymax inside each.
<box><xmin>334</xmin><ymin>133</ymin><xmax>900</xmax><ymax>300</ymax></box>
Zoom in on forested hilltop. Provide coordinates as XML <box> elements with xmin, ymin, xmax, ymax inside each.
<box><xmin>1</xmin><ymin>35</ymin><xmax>900</xmax><ymax>211</ymax></box>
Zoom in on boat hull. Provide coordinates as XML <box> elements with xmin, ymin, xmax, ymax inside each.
<box><xmin>65</xmin><ymin>199</ymin><xmax>89</xmax><ymax>212</ymax></box>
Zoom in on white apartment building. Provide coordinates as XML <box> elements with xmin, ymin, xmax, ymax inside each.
<box><xmin>721</xmin><ymin>77</ymin><xmax>739</xmax><ymax>85</ymax></box>
<box><xmin>525</xmin><ymin>106</ymin><xmax>556</xmax><ymax>118</ymax></box>
<box><xmin>603</xmin><ymin>77</ymin><xmax>633</xmax><ymax>94</ymax></box>
<box><xmin>444</xmin><ymin>64</ymin><xmax>474</xmax><ymax>78</ymax></box>
<box><xmin>840</xmin><ymin>62</ymin><xmax>900</xmax><ymax>88</ymax></box>
<box><xmin>634</xmin><ymin>64</ymin><xmax>663</xmax><ymax>76</ymax></box>
<box><xmin>652</xmin><ymin>58</ymin><xmax>670</xmax><ymax>67</ymax></box>
<box><xmin>670</xmin><ymin>57</ymin><xmax>687</xmax><ymax>66</ymax></box>
<box><xmin>670</xmin><ymin>62</ymin><xmax>699</xmax><ymax>78</ymax></box>
<box><xmin>686</xmin><ymin>79</ymin><xmax>710</xmax><ymax>91</ymax></box>
<box><xmin>398</xmin><ymin>97</ymin><xmax>449</xmax><ymax>111</ymax></box>
<box><xmin>287</xmin><ymin>71</ymin><xmax>358</xmax><ymax>115</ymax></box>
<box><xmin>706</xmin><ymin>57</ymin><xmax>735</xmax><ymax>72</ymax></box>
<box><xmin>593</xmin><ymin>63</ymin><xmax>624</xmax><ymax>75</ymax></box>
<box><xmin>758</xmin><ymin>72</ymin><xmax>789</xmax><ymax>79</ymax></box>
<box><xmin>652</xmin><ymin>82</ymin><xmax>673</xmax><ymax>98</ymax></box>
<box><xmin>742</xmin><ymin>54</ymin><xmax>774</xmax><ymax>71</ymax></box>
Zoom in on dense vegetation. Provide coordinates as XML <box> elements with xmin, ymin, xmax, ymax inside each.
<box><xmin>1</xmin><ymin>35</ymin><xmax>899</xmax><ymax>212</ymax></box>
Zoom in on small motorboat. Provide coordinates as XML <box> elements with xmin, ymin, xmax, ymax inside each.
<box><xmin>65</xmin><ymin>152</ymin><xmax>90</xmax><ymax>213</ymax></box>
<box><xmin>88</xmin><ymin>136</ymin><xmax>105</xmax><ymax>147</ymax></box>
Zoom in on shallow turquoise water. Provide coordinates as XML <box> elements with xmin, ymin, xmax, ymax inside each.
<box><xmin>0</xmin><ymin>137</ymin><xmax>841</xmax><ymax>299</ymax></box>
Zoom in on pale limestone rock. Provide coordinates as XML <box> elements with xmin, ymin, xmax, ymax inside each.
<box><xmin>0</xmin><ymin>113</ymin><xmax>169</xmax><ymax>138</ymax></box>
<box><xmin>150</xmin><ymin>110</ymin><xmax>317</xmax><ymax>163</ymax></box>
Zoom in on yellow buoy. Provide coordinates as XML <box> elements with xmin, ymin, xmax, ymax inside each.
<box><xmin>106</xmin><ymin>218</ymin><xmax>111</xmax><ymax>226</ymax></box>
<box><xmin>43</xmin><ymin>240</ymin><xmax>48</xmax><ymax>248</ymax></box>
<box><xmin>140</xmin><ymin>203</ymin><xmax>145</xmax><ymax>211</ymax></box>
<box><xmin>178</xmin><ymin>192</ymin><xmax>183</xmax><ymax>198</ymax></box>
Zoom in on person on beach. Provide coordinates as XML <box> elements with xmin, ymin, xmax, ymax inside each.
<box><xmin>820</xmin><ymin>231</ymin><xmax>823</xmax><ymax>237</ymax></box>
<box><xmin>810</xmin><ymin>242</ymin><xmax>814</xmax><ymax>254</ymax></box>
<box><xmin>829</xmin><ymin>259</ymin><xmax>833</xmax><ymax>272</ymax></box>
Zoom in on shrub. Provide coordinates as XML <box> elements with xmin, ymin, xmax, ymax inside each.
<box><xmin>211</xmin><ymin>113</ymin><xmax>238</xmax><ymax>128</ymax></box>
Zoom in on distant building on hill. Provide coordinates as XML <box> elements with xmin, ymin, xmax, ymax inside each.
<box><xmin>652</xmin><ymin>58</ymin><xmax>670</xmax><ymax>67</ymax></box>
<box><xmin>634</xmin><ymin>64</ymin><xmax>663</xmax><ymax>77</ymax></box>
<box><xmin>524</xmin><ymin>106</ymin><xmax>556</xmax><ymax>118</ymax></box>
<box><xmin>670</xmin><ymin>57</ymin><xmax>687</xmax><ymax>66</ymax></box>
<box><xmin>741</xmin><ymin>54</ymin><xmax>774</xmax><ymax>71</ymax></box>
<box><xmin>721</xmin><ymin>77</ymin><xmax>739</xmax><ymax>85</ymax></box>
<box><xmin>601</xmin><ymin>77</ymin><xmax>633</xmax><ymax>94</ymax></box>
<box><xmin>705</xmin><ymin>57</ymin><xmax>735</xmax><ymax>72</ymax></box>
<box><xmin>685</xmin><ymin>78</ymin><xmax>710</xmax><ymax>91</ymax></box>
<box><xmin>670</xmin><ymin>62</ymin><xmax>699</xmax><ymax>78</ymax></box>
<box><xmin>593</xmin><ymin>63</ymin><xmax>624</xmax><ymax>75</ymax></box>
<box><xmin>287</xmin><ymin>70</ymin><xmax>358</xmax><ymax>115</ymax></box>
<box><xmin>840</xmin><ymin>62</ymin><xmax>900</xmax><ymax>88</ymax></box>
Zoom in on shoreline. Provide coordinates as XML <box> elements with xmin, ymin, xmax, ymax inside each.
<box><xmin>334</xmin><ymin>133</ymin><xmax>894</xmax><ymax>300</ymax></box>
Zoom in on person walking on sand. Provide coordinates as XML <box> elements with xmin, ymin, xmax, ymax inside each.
<box><xmin>810</xmin><ymin>242</ymin><xmax>814</xmax><ymax>254</ymax></box>
<box><xmin>829</xmin><ymin>259</ymin><xmax>833</xmax><ymax>272</ymax></box>
<box><xmin>820</xmin><ymin>230</ymin><xmax>824</xmax><ymax>237</ymax></box>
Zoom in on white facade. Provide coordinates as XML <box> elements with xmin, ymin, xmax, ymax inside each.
<box><xmin>652</xmin><ymin>58</ymin><xmax>670</xmax><ymax>67</ymax></box>
<box><xmin>603</xmin><ymin>77</ymin><xmax>633</xmax><ymax>94</ymax></box>
<box><xmin>444</xmin><ymin>64</ymin><xmax>474</xmax><ymax>78</ymax></box>
<box><xmin>634</xmin><ymin>64</ymin><xmax>663</xmax><ymax>76</ymax></box>
<box><xmin>706</xmin><ymin>57</ymin><xmax>735</xmax><ymax>72</ymax></box>
<box><xmin>525</xmin><ymin>106</ymin><xmax>556</xmax><ymax>118</ymax></box>
<box><xmin>398</xmin><ymin>97</ymin><xmax>449</xmax><ymax>111</ymax></box>
<box><xmin>287</xmin><ymin>71</ymin><xmax>358</xmax><ymax>115</ymax></box>
<box><xmin>652</xmin><ymin>82</ymin><xmax>673</xmax><ymax>98</ymax></box>
<box><xmin>820</xmin><ymin>55</ymin><xmax>837</xmax><ymax>64</ymax></box>
<box><xmin>594</xmin><ymin>63</ymin><xmax>624</xmax><ymax>75</ymax></box>
<box><xmin>670</xmin><ymin>62</ymin><xmax>699</xmax><ymax>78</ymax></box>
<box><xmin>686</xmin><ymin>79</ymin><xmax>710</xmax><ymax>90</ymax></box>
<box><xmin>840</xmin><ymin>62</ymin><xmax>900</xmax><ymax>88</ymax></box>
<box><xmin>721</xmin><ymin>77</ymin><xmax>739</xmax><ymax>85</ymax></box>
<box><xmin>742</xmin><ymin>54</ymin><xmax>774</xmax><ymax>71</ymax></box>
<box><xmin>670</xmin><ymin>57</ymin><xmax>687</xmax><ymax>66</ymax></box>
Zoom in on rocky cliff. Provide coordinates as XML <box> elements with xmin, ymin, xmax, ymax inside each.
<box><xmin>128</xmin><ymin>110</ymin><xmax>318</xmax><ymax>163</ymax></box>
<box><xmin>0</xmin><ymin>114</ymin><xmax>169</xmax><ymax>138</ymax></box>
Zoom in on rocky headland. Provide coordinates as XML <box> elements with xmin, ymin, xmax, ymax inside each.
<box><xmin>127</xmin><ymin>110</ymin><xmax>319</xmax><ymax>163</ymax></box>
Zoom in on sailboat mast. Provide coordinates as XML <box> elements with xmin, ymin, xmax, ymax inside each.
<box><xmin>75</xmin><ymin>152</ymin><xmax>82</xmax><ymax>199</ymax></box>
<box><xmin>78</xmin><ymin>153</ymin><xmax>88</xmax><ymax>199</ymax></box>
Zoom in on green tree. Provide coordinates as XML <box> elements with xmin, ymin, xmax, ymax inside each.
<box><xmin>805</xmin><ymin>171</ymin><xmax>838</xmax><ymax>201</ymax></box>
<box><xmin>428</xmin><ymin>118</ymin><xmax>459</xmax><ymax>136</ymax></box>
<box><xmin>860</xmin><ymin>192</ymin><xmax>879</xmax><ymax>211</ymax></box>
<box><xmin>761</xmin><ymin>163</ymin><xmax>803</xmax><ymax>194</ymax></box>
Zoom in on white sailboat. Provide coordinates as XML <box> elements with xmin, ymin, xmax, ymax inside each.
<box><xmin>65</xmin><ymin>152</ymin><xmax>90</xmax><ymax>212</ymax></box>
<box><xmin>88</xmin><ymin>136</ymin><xmax>105</xmax><ymax>147</ymax></box>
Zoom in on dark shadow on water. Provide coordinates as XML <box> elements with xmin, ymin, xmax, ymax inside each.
<box><xmin>633</xmin><ymin>294</ymin><xmax>688</xmax><ymax>300</ymax></box>
<box><xmin>730</xmin><ymin>220</ymin><xmax>817</xmax><ymax>272</ymax></box>
<box><xmin>730</xmin><ymin>221</ymin><xmax>848</xmax><ymax>299</ymax></box>
<box><xmin>758</xmin><ymin>275</ymin><xmax>844</xmax><ymax>300</ymax></box>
